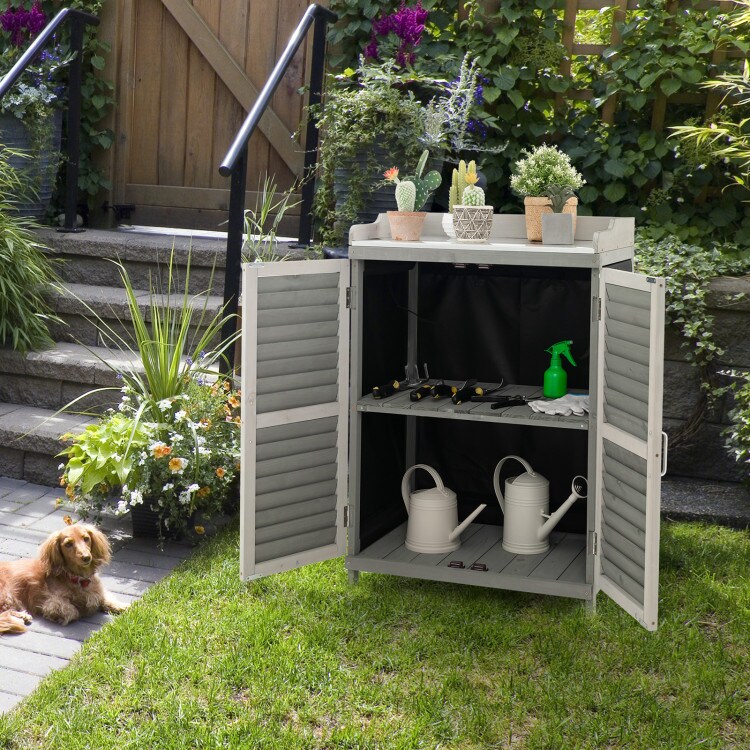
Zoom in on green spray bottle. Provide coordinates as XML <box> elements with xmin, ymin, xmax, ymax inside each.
<box><xmin>543</xmin><ymin>340</ymin><xmax>577</xmax><ymax>398</ymax></box>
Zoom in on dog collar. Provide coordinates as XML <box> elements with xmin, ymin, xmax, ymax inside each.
<box><xmin>67</xmin><ymin>573</ymin><xmax>91</xmax><ymax>588</ymax></box>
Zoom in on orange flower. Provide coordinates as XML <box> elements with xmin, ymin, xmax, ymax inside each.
<box><xmin>383</xmin><ymin>167</ymin><xmax>399</xmax><ymax>181</ymax></box>
<box><xmin>65</xmin><ymin>484</ymin><xmax>75</xmax><ymax>499</ymax></box>
<box><xmin>194</xmin><ymin>525</ymin><xmax>205</xmax><ymax>535</ymax></box>
<box><xmin>63</xmin><ymin>515</ymin><xmax>73</xmax><ymax>526</ymax></box>
<box><xmin>199</xmin><ymin>417</ymin><xmax>212</xmax><ymax>429</ymax></box>
<box><xmin>223</xmin><ymin>380</ymin><xmax>231</xmax><ymax>391</ymax></box>
<box><xmin>169</xmin><ymin>457</ymin><xmax>187</xmax><ymax>473</ymax></box>
<box><xmin>197</xmin><ymin>486</ymin><xmax>211</xmax><ymax>498</ymax></box>
<box><xmin>233</xmin><ymin>416</ymin><xmax>241</xmax><ymax>424</ymax></box>
<box><xmin>152</xmin><ymin>443</ymin><xmax>172</xmax><ymax>459</ymax></box>
<box><xmin>215</xmin><ymin>467</ymin><xmax>226</xmax><ymax>479</ymax></box>
<box><xmin>55</xmin><ymin>498</ymin><xmax>63</xmax><ymax>508</ymax></box>
<box><xmin>227</xmin><ymin>395</ymin><xmax>240</xmax><ymax>408</ymax></box>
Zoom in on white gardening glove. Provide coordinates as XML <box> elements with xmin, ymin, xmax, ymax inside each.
<box><xmin>528</xmin><ymin>395</ymin><xmax>590</xmax><ymax>416</ymax></box>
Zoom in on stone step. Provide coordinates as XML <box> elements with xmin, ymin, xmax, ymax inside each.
<box><xmin>39</xmin><ymin>228</ymin><xmax>230</xmax><ymax>295</ymax></box>
<box><xmin>0</xmin><ymin>342</ymin><xmax>137</xmax><ymax>413</ymax></box>
<box><xmin>46</xmin><ymin>282</ymin><xmax>226</xmax><ymax>347</ymax></box>
<box><xmin>38</xmin><ymin>228</ymin><xmax>304</xmax><ymax>294</ymax></box>
<box><xmin>0</xmin><ymin>403</ymin><xmax>96</xmax><ymax>486</ymax></box>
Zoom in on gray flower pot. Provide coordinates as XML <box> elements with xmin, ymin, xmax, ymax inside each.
<box><xmin>541</xmin><ymin>212</ymin><xmax>574</xmax><ymax>245</ymax></box>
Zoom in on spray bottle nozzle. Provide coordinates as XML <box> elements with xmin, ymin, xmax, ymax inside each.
<box><xmin>545</xmin><ymin>340</ymin><xmax>577</xmax><ymax>368</ymax></box>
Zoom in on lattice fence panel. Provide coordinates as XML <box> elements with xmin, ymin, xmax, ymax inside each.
<box><xmin>552</xmin><ymin>0</ymin><xmax>745</xmax><ymax>129</ymax></box>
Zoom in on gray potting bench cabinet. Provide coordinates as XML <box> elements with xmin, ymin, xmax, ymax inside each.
<box><xmin>239</xmin><ymin>213</ymin><xmax>666</xmax><ymax>631</ymax></box>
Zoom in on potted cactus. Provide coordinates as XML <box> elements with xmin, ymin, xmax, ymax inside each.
<box><xmin>541</xmin><ymin>184</ymin><xmax>576</xmax><ymax>245</ymax></box>
<box><xmin>452</xmin><ymin>161</ymin><xmax>494</xmax><ymax>243</ymax></box>
<box><xmin>509</xmin><ymin>145</ymin><xmax>584</xmax><ymax>242</ymax></box>
<box><xmin>384</xmin><ymin>150</ymin><xmax>441</xmax><ymax>241</ymax></box>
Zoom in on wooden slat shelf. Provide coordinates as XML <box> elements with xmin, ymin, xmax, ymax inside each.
<box><xmin>357</xmin><ymin>384</ymin><xmax>590</xmax><ymax>431</ymax></box>
<box><xmin>348</xmin><ymin>522</ymin><xmax>590</xmax><ymax>600</ymax></box>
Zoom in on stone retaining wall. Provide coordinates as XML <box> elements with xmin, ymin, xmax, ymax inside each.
<box><xmin>663</xmin><ymin>276</ymin><xmax>750</xmax><ymax>483</ymax></box>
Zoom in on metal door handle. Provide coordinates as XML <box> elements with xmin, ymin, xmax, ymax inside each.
<box><xmin>660</xmin><ymin>431</ymin><xmax>668</xmax><ymax>477</ymax></box>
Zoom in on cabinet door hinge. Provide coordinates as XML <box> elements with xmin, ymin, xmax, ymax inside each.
<box><xmin>590</xmin><ymin>530</ymin><xmax>599</xmax><ymax>556</ymax></box>
<box><xmin>592</xmin><ymin>296</ymin><xmax>601</xmax><ymax>322</ymax></box>
<box><xmin>343</xmin><ymin>506</ymin><xmax>349</xmax><ymax>527</ymax></box>
<box><xmin>345</xmin><ymin>287</ymin><xmax>355</xmax><ymax>309</ymax></box>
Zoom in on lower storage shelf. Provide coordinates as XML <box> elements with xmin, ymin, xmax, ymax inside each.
<box><xmin>348</xmin><ymin>523</ymin><xmax>592</xmax><ymax>600</ymax></box>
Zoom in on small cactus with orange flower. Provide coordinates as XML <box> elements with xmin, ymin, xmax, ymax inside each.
<box><xmin>385</xmin><ymin>150</ymin><xmax>441</xmax><ymax>212</ymax></box>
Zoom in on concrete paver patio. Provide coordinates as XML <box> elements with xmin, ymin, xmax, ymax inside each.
<box><xmin>0</xmin><ymin>476</ymin><xmax>194</xmax><ymax>713</ymax></box>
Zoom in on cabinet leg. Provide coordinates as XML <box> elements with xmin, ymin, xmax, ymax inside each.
<box><xmin>585</xmin><ymin>596</ymin><xmax>597</xmax><ymax>616</ymax></box>
<box><xmin>347</xmin><ymin>569</ymin><xmax>359</xmax><ymax>585</ymax></box>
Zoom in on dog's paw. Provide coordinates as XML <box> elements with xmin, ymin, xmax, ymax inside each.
<box><xmin>13</xmin><ymin>609</ymin><xmax>33</xmax><ymax>625</ymax></box>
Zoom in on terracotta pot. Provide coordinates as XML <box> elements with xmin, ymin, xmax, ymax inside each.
<box><xmin>453</xmin><ymin>205</ymin><xmax>494</xmax><ymax>243</ymax></box>
<box><xmin>524</xmin><ymin>196</ymin><xmax>578</xmax><ymax>242</ymax></box>
<box><xmin>387</xmin><ymin>211</ymin><xmax>426</xmax><ymax>241</ymax></box>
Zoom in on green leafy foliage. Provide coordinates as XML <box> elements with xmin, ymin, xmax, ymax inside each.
<box><xmin>58</xmin><ymin>413</ymin><xmax>150</xmax><ymax>496</ymax></box>
<box><xmin>325</xmin><ymin>0</ymin><xmax>750</xmax><ymax>247</ymax></box>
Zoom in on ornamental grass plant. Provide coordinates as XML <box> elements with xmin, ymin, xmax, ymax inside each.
<box><xmin>0</xmin><ymin>146</ymin><xmax>59</xmax><ymax>352</ymax></box>
<box><xmin>57</xmin><ymin>248</ymin><xmax>242</xmax><ymax>537</ymax></box>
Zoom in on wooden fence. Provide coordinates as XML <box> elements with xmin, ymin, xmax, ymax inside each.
<box><xmin>98</xmin><ymin>0</ymin><xmax>313</xmax><ymax>230</ymax></box>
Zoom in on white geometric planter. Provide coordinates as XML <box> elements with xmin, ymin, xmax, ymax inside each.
<box><xmin>453</xmin><ymin>205</ymin><xmax>493</xmax><ymax>243</ymax></box>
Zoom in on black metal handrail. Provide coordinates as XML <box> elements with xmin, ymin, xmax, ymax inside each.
<box><xmin>0</xmin><ymin>7</ymin><xmax>99</xmax><ymax>232</ymax></box>
<box><xmin>219</xmin><ymin>3</ymin><xmax>336</xmax><ymax>371</ymax></box>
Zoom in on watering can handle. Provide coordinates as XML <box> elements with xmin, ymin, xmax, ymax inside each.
<box><xmin>401</xmin><ymin>464</ymin><xmax>446</xmax><ymax>515</ymax></box>
<box><xmin>492</xmin><ymin>455</ymin><xmax>535</xmax><ymax>514</ymax></box>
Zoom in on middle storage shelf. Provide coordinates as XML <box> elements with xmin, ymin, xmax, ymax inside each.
<box><xmin>357</xmin><ymin>382</ymin><xmax>589</xmax><ymax>430</ymax></box>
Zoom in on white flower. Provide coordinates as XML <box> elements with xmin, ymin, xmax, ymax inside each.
<box><xmin>198</xmin><ymin>446</ymin><xmax>211</xmax><ymax>456</ymax></box>
<box><xmin>178</xmin><ymin>483</ymin><xmax>200</xmax><ymax>505</ymax></box>
<box><xmin>116</xmin><ymin>500</ymin><xmax>129</xmax><ymax>514</ymax></box>
<box><xmin>174</xmin><ymin>410</ymin><xmax>187</xmax><ymax>421</ymax></box>
<box><xmin>58</xmin><ymin>463</ymin><xmax>64</xmax><ymax>470</ymax></box>
<box><xmin>130</xmin><ymin>489</ymin><xmax>143</xmax><ymax>505</ymax></box>
<box><xmin>163</xmin><ymin>482</ymin><xmax>174</xmax><ymax>491</ymax></box>
<box><xmin>157</xmin><ymin>398</ymin><xmax>173</xmax><ymax>410</ymax></box>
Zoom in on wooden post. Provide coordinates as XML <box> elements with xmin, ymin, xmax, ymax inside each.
<box><xmin>601</xmin><ymin>0</ymin><xmax>628</xmax><ymax>125</ymax></box>
<box><xmin>557</xmin><ymin>0</ymin><xmax>578</xmax><ymax>115</ymax></box>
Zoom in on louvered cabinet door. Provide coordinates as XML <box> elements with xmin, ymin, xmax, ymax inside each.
<box><xmin>240</xmin><ymin>261</ymin><xmax>350</xmax><ymax>579</ymax></box>
<box><xmin>595</xmin><ymin>268</ymin><xmax>666</xmax><ymax>631</ymax></box>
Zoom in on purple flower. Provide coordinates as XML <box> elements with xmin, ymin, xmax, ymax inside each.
<box><xmin>0</xmin><ymin>2</ymin><xmax>46</xmax><ymax>46</ymax></box>
<box><xmin>365</xmin><ymin>2</ymin><xmax>428</xmax><ymax>67</ymax></box>
<box><xmin>466</xmin><ymin>119</ymin><xmax>488</xmax><ymax>140</ymax></box>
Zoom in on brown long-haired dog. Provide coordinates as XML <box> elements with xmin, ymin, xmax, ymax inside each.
<box><xmin>0</xmin><ymin>523</ymin><xmax>127</xmax><ymax>634</ymax></box>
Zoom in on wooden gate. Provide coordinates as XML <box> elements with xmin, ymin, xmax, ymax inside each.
<box><xmin>103</xmin><ymin>0</ymin><xmax>312</xmax><ymax>230</ymax></box>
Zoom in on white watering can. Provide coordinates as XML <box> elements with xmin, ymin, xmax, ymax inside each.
<box><xmin>401</xmin><ymin>464</ymin><xmax>487</xmax><ymax>553</ymax></box>
<box><xmin>493</xmin><ymin>455</ymin><xmax>587</xmax><ymax>555</ymax></box>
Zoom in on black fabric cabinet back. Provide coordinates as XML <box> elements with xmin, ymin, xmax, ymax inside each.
<box><xmin>358</xmin><ymin>261</ymin><xmax>591</xmax><ymax>550</ymax></box>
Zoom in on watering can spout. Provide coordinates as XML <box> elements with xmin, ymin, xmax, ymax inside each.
<box><xmin>537</xmin><ymin>476</ymin><xmax>587</xmax><ymax>542</ymax></box>
<box><xmin>448</xmin><ymin>504</ymin><xmax>487</xmax><ymax>542</ymax></box>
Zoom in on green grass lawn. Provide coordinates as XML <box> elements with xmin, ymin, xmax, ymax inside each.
<box><xmin>1</xmin><ymin>521</ymin><xmax>749</xmax><ymax>749</ymax></box>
